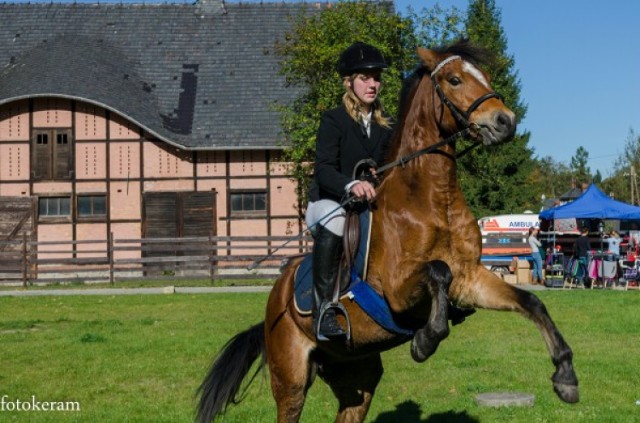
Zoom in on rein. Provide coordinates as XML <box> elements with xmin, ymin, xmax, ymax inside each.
<box><xmin>375</xmin><ymin>127</ymin><xmax>474</xmax><ymax>175</ymax></box>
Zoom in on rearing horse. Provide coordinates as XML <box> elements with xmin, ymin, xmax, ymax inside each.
<box><xmin>197</xmin><ymin>41</ymin><xmax>579</xmax><ymax>423</ymax></box>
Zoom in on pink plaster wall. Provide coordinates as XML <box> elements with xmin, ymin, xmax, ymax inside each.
<box><xmin>143</xmin><ymin>179</ymin><xmax>194</xmax><ymax>192</ymax></box>
<box><xmin>0</xmin><ymin>100</ymin><xmax>29</xmax><ymax>141</ymax></box>
<box><xmin>109</xmin><ymin>114</ymin><xmax>140</xmax><ymax>140</ymax></box>
<box><xmin>196</xmin><ymin>150</ymin><xmax>226</xmax><ymax>177</ymax></box>
<box><xmin>38</xmin><ymin>224</ymin><xmax>73</xmax><ymax>258</ymax></box>
<box><xmin>32</xmin><ymin>99</ymin><xmax>72</xmax><ymax>128</ymax></box>
<box><xmin>229</xmin><ymin>150</ymin><xmax>267</xmax><ymax>176</ymax></box>
<box><xmin>0</xmin><ymin>144</ymin><xmax>29</xmax><ymax>180</ymax></box>
<box><xmin>75</xmin><ymin>104</ymin><xmax>107</xmax><ymax>140</ymax></box>
<box><xmin>0</xmin><ymin>183</ymin><xmax>29</xmax><ymax>196</ymax></box>
<box><xmin>269</xmin><ymin>178</ymin><xmax>298</xmax><ymax>216</ymax></box>
<box><xmin>76</xmin><ymin>181</ymin><xmax>107</xmax><ymax>194</ymax></box>
<box><xmin>110</xmin><ymin>222</ymin><xmax>142</xmax><ymax>260</ymax></box>
<box><xmin>229</xmin><ymin>178</ymin><xmax>265</xmax><ymax>190</ymax></box>
<box><xmin>109</xmin><ymin>181</ymin><xmax>141</xmax><ymax>220</ymax></box>
<box><xmin>143</xmin><ymin>141</ymin><xmax>194</xmax><ymax>178</ymax></box>
<box><xmin>76</xmin><ymin>143</ymin><xmax>107</xmax><ymax>179</ymax></box>
<box><xmin>76</xmin><ymin>223</ymin><xmax>107</xmax><ymax>258</ymax></box>
<box><xmin>32</xmin><ymin>182</ymin><xmax>72</xmax><ymax>195</ymax></box>
<box><xmin>110</xmin><ymin>142</ymin><xmax>141</xmax><ymax>179</ymax></box>
<box><xmin>229</xmin><ymin>219</ymin><xmax>269</xmax><ymax>255</ymax></box>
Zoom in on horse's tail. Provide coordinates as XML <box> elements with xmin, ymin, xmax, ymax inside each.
<box><xmin>196</xmin><ymin>322</ymin><xmax>266</xmax><ymax>423</ymax></box>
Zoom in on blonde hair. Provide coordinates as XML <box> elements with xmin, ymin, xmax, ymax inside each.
<box><xmin>342</xmin><ymin>74</ymin><xmax>392</xmax><ymax>129</ymax></box>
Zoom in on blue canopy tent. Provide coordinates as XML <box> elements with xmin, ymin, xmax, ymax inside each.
<box><xmin>540</xmin><ymin>184</ymin><xmax>640</xmax><ymax>220</ymax></box>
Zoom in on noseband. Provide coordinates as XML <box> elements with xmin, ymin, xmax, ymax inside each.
<box><xmin>431</xmin><ymin>55</ymin><xmax>503</xmax><ymax>129</ymax></box>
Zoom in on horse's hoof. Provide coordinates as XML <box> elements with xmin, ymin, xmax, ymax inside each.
<box><xmin>410</xmin><ymin>334</ymin><xmax>437</xmax><ymax>363</ymax></box>
<box><xmin>553</xmin><ymin>383</ymin><xmax>579</xmax><ymax>403</ymax></box>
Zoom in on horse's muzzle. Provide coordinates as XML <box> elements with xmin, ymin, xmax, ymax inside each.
<box><xmin>474</xmin><ymin>110</ymin><xmax>516</xmax><ymax>146</ymax></box>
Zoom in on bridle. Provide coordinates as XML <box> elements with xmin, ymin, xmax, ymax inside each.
<box><xmin>375</xmin><ymin>55</ymin><xmax>504</xmax><ymax>175</ymax></box>
<box><xmin>431</xmin><ymin>55</ymin><xmax>504</xmax><ymax>130</ymax></box>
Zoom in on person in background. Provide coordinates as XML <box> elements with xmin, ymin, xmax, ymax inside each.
<box><xmin>528</xmin><ymin>227</ymin><xmax>545</xmax><ymax>285</ymax></box>
<box><xmin>607</xmin><ymin>230</ymin><xmax>621</xmax><ymax>257</ymax></box>
<box><xmin>574</xmin><ymin>226</ymin><xmax>591</xmax><ymax>285</ymax></box>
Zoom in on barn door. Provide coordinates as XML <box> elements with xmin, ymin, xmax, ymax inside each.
<box><xmin>0</xmin><ymin>197</ymin><xmax>36</xmax><ymax>280</ymax></box>
<box><xmin>142</xmin><ymin>192</ymin><xmax>216</xmax><ymax>274</ymax></box>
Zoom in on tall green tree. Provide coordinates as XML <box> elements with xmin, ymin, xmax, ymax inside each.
<box><xmin>458</xmin><ymin>0</ymin><xmax>538</xmax><ymax>216</ymax></box>
<box><xmin>276</xmin><ymin>1</ymin><xmax>412</xmax><ymax>213</ymax></box>
<box><xmin>569</xmin><ymin>146</ymin><xmax>592</xmax><ymax>184</ymax></box>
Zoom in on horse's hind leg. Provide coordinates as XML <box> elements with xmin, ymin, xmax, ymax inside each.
<box><xmin>320</xmin><ymin>354</ymin><xmax>383</xmax><ymax>423</ymax></box>
<box><xmin>265</xmin><ymin>307</ymin><xmax>316</xmax><ymax>422</ymax></box>
<box><xmin>410</xmin><ymin>260</ymin><xmax>452</xmax><ymax>363</ymax></box>
<box><xmin>452</xmin><ymin>267</ymin><xmax>579</xmax><ymax>403</ymax></box>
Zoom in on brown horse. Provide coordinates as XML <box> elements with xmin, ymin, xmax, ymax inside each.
<box><xmin>197</xmin><ymin>41</ymin><xmax>579</xmax><ymax>423</ymax></box>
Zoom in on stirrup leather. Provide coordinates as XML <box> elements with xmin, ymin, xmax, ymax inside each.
<box><xmin>316</xmin><ymin>301</ymin><xmax>352</xmax><ymax>342</ymax></box>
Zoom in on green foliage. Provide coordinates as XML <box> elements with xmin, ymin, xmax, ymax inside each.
<box><xmin>535</xmin><ymin>155</ymin><xmax>574</xmax><ymax>199</ymax></box>
<box><xmin>570</xmin><ymin>146</ymin><xmax>592</xmax><ymax>184</ymax></box>
<box><xmin>405</xmin><ymin>3</ymin><xmax>465</xmax><ymax>49</ymax></box>
<box><xmin>459</xmin><ymin>0</ymin><xmax>538</xmax><ymax>216</ymax></box>
<box><xmin>601</xmin><ymin>129</ymin><xmax>640</xmax><ymax>203</ymax></box>
<box><xmin>276</xmin><ymin>1</ymin><xmax>411</xmax><ymax>211</ymax></box>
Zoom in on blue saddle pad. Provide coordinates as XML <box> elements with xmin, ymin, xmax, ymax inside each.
<box><xmin>293</xmin><ymin>210</ymin><xmax>416</xmax><ymax>337</ymax></box>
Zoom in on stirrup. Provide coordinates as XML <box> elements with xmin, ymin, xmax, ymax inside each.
<box><xmin>316</xmin><ymin>301</ymin><xmax>351</xmax><ymax>342</ymax></box>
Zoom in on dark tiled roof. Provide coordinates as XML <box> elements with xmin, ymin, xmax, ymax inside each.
<box><xmin>0</xmin><ymin>1</ymin><xmax>310</xmax><ymax>150</ymax></box>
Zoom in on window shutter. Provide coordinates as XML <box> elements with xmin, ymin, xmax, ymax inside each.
<box><xmin>32</xmin><ymin>131</ymin><xmax>52</xmax><ymax>179</ymax></box>
<box><xmin>54</xmin><ymin>130</ymin><xmax>72</xmax><ymax>179</ymax></box>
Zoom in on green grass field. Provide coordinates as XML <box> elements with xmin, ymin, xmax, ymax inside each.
<box><xmin>0</xmin><ymin>289</ymin><xmax>638</xmax><ymax>422</ymax></box>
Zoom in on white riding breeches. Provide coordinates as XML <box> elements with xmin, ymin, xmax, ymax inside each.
<box><xmin>306</xmin><ymin>200</ymin><xmax>346</xmax><ymax>237</ymax></box>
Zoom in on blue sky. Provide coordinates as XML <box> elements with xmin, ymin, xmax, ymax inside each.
<box><xmin>9</xmin><ymin>0</ymin><xmax>640</xmax><ymax>176</ymax></box>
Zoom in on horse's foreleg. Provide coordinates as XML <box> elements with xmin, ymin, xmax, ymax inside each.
<box><xmin>452</xmin><ymin>268</ymin><xmax>579</xmax><ymax>403</ymax></box>
<box><xmin>320</xmin><ymin>354</ymin><xmax>383</xmax><ymax>423</ymax></box>
<box><xmin>410</xmin><ymin>260</ymin><xmax>452</xmax><ymax>363</ymax></box>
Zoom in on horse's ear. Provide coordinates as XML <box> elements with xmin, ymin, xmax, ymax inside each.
<box><xmin>417</xmin><ymin>47</ymin><xmax>439</xmax><ymax>72</ymax></box>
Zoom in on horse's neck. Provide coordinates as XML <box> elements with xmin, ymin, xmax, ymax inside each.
<box><xmin>383</xmin><ymin>110</ymin><xmax>459</xmax><ymax>200</ymax></box>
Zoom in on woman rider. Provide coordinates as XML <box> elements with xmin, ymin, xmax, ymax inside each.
<box><xmin>306</xmin><ymin>42</ymin><xmax>394</xmax><ymax>339</ymax></box>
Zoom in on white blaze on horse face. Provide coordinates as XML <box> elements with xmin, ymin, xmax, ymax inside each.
<box><xmin>462</xmin><ymin>62</ymin><xmax>490</xmax><ymax>90</ymax></box>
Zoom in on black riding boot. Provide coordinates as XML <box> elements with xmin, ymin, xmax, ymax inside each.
<box><xmin>312</xmin><ymin>225</ymin><xmax>346</xmax><ymax>340</ymax></box>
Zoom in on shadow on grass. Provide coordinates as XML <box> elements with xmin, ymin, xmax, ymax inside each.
<box><xmin>372</xmin><ymin>401</ymin><xmax>479</xmax><ymax>423</ymax></box>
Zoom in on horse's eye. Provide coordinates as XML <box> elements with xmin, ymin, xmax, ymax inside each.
<box><xmin>448</xmin><ymin>77</ymin><xmax>461</xmax><ymax>86</ymax></box>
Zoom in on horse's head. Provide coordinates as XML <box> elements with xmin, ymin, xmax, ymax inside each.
<box><xmin>418</xmin><ymin>42</ymin><xmax>516</xmax><ymax>146</ymax></box>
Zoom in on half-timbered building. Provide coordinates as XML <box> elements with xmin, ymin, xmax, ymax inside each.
<box><xmin>0</xmin><ymin>0</ymin><xmax>309</xmax><ymax>263</ymax></box>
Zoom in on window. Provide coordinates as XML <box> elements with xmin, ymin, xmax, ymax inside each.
<box><xmin>77</xmin><ymin>195</ymin><xmax>107</xmax><ymax>218</ymax></box>
<box><xmin>230</xmin><ymin>191</ymin><xmax>267</xmax><ymax>215</ymax></box>
<box><xmin>31</xmin><ymin>129</ymin><xmax>73</xmax><ymax>180</ymax></box>
<box><xmin>39</xmin><ymin>197</ymin><xmax>71</xmax><ymax>217</ymax></box>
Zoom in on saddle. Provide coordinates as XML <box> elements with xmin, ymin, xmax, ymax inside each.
<box><xmin>294</xmin><ymin>208</ymin><xmax>369</xmax><ymax>316</ymax></box>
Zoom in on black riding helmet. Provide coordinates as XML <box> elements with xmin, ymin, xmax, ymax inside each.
<box><xmin>337</xmin><ymin>42</ymin><xmax>388</xmax><ymax>76</ymax></box>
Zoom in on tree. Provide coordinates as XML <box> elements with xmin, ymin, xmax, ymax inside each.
<box><xmin>569</xmin><ymin>146</ymin><xmax>592</xmax><ymax>184</ymax></box>
<box><xmin>535</xmin><ymin>155</ymin><xmax>574</xmax><ymax>200</ymax></box>
<box><xmin>602</xmin><ymin>129</ymin><xmax>640</xmax><ymax>203</ymax></box>
<box><xmin>458</xmin><ymin>0</ymin><xmax>538</xmax><ymax>216</ymax></box>
<box><xmin>406</xmin><ymin>3</ymin><xmax>465</xmax><ymax>49</ymax></box>
<box><xmin>276</xmin><ymin>1</ymin><xmax>412</xmax><ymax>213</ymax></box>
